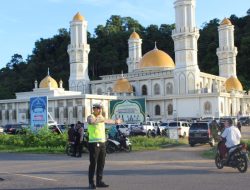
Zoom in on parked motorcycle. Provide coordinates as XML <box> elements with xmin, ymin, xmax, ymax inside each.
<box><xmin>66</xmin><ymin>135</ymin><xmax>89</xmax><ymax>156</ymax></box>
<box><xmin>106</xmin><ymin>134</ymin><xmax>132</xmax><ymax>154</ymax></box>
<box><xmin>215</xmin><ymin>141</ymin><xmax>249</xmax><ymax>173</ymax></box>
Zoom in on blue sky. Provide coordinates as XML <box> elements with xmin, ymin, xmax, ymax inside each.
<box><xmin>0</xmin><ymin>0</ymin><xmax>249</xmax><ymax>69</ymax></box>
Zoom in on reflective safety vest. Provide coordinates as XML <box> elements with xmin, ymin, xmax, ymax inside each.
<box><xmin>87</xmin><ymin>115</ymin><xmax>106</xmax><ymax>143</ymax></box>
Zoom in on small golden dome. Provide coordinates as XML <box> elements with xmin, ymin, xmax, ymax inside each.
<box><xmin>220</xmin><ymin>18</ymin><xmax>232</xmax><ymax>25</ymax></box>
<box><xmin>39</xmin><ymin>75</ymin><xmax>58</xmax><ymax>88</ymax></box>
<box><xmin>129</xmin><ymin>31</ymin><xmax>140</xmax><ymax>39</ymax></box>
<box><xmin>113</xmin><ymin>78</ymin><xmax>133</xmax><ymax>93</ymax></box>
<box><xmin>139</xmin><ymin>48</ymin><xmax>175</xmax><ymax>69</ymax></box>
<box><xmin>73</xmin><ymin>12</ymin><xmax>84</xmax><ymax>21</ymax></box>
<box><xmin>225</xmin><ymin>76</ymin><xmax>243</xmax><ymax>92</ymax></box>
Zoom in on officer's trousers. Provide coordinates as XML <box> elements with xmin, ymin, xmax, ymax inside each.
<box><xmin>88</xmin><ymin>142</ymin><xmax>106</xmax><ymax>185</ymax></box>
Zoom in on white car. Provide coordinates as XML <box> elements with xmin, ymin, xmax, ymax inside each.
<box><xmin>167</xmin><ymin>121</ymin><xmax>190</xmax><ymax>137</ymax></box>
<box><xmin>159</xmin><ymin>122</ymin><xmax>169</xmax><ymax>133</ymax></box>
<box><xmin>0</xmin><ymin>126</ymin><xmax>4</xmax><ymax>134</ymax></box>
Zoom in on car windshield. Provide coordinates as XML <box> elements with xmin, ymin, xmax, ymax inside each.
<box><xmin>168</xmin><ymin>122</ymin><xmax>180</xmax><ymax>127</ymax></box>
<box><xmin>190</xmin><ymin>123</ymin><xmax>208</xmax><ymax>130</ymax></box>
<box><xmin>160</xmin><ymin>122</ymin><xmax>168</xmax><ymax>126</ymax></box>
<box><xmin>239</xmin><ymin>117</ymin><xmax>248</xmax><ymax>121</ymax></box>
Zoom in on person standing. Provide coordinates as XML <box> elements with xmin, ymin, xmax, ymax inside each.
<box><xmin>87</xmin><ymin>103</ymin><xmax>120</xmax><ymax>189</ymax></box>
<box><xmin>73</xmin><ymin>121</ymin><xmax>83</xmax><ymax>157</ymax></box>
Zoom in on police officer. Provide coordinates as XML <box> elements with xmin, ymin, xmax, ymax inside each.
<box><xmin>87</xmin><ymin>103</ymin><xmax>121</xmax><ymax>189</ymax></box>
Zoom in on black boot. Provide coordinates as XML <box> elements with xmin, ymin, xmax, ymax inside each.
<box><xmin>97</xmin><ymin>181</ymin><xmax>109</xmax><ymax>188</ymax></box>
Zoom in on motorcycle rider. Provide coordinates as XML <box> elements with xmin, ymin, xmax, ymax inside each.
<box><xmin>220</xmin><ymin>118</ymin><xmax>241</xmax><ymax>162</ymax></box>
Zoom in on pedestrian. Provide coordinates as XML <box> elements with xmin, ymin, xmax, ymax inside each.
<box><xmin>72</xmin><ymin>121</ymin><xmax>83</xmax><ymax>157</ymax></box>
<box><xmin>68</xmin><ymin>124</ymin><xmax>75</xmax><ymax>143</ymax></box>
<box><xmin>87</xmin><ymin>103</ymin><xmax>121</xmax><ymax>189</ymax></box>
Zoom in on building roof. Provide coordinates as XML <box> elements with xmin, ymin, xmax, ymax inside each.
<box><xmin>225</xmin><ymin>76</ymin><xmax>243</xmax><ymax>92</ymax></box>
<box><xmin>220</xmin><ymin>18</ymin><xmax>232</xmax><ymax>26</ymax></box>
<box><xmin>129</xmin><ymin>31</ymin><xmax>140</xmax><ymax>39</ymax></box>
<box><xmin>139</xmin><ymin>47</ymin><xmax>175</xmax><ymax>69</ymax></box>
<box><xmin>113</xmin><ymin>78</ymin><xmax>133</xmax><ymax>93</ymax></box>
<box><xmin>73</xmin><ymin>12</ymin><xmax>84</xmax><ymax>21</ymax></box>
<box><xmin>39</xmin><ymin>75</ymin><xmax>58</xmax><ymax>88</ymax></box>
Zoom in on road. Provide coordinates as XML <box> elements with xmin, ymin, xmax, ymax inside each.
<box><xmin>0</xmin><ymin>141</ymin><xmax>249</xmax><ymax>190</ymax></box>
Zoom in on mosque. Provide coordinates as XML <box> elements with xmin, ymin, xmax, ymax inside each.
<box><xmin>0</xmin><ymin>0</ymin><xmax>250</xmax><ymax>126</ymax></box>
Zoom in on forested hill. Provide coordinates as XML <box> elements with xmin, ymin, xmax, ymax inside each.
<box><xmin>0</xmin><ymin>14</ymin><xmax>250</xmax><ymax>99</ymax></box>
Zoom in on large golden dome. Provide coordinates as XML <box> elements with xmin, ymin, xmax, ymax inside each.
<box><xmin>220</xmin><ymin>18</ymin><xmax>232</xmax><ymax>26</ymax></box>
<box><xmin>73</xmin><ymin>12</ymin><xmax>84</xmax><ymax>21</ymax></box>
<box><xmin>113</xmin><ymin>78</ymin><xmax>133</xmax><ymax>93</ymax></box>
<box><xmin>225</xmin><ymin>76</ymin><xmax>243</xmax><ymax>92</ymax></box>
<box><xmin>129</xmin><ymin>31</ymin><xmax>140</xmax><ymax>39</ymax></box>
<box><xmin>39</xmin><ymin>75</ymin><xmax>58</xmax><ymax>88</ymax></box>
<box><xmin>139</xmin><ymin>48</ymin><xmax>175</xmax><ymax>69</ymax></box>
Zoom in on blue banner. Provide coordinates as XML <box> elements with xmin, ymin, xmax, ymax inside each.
<box><xmin>30</xmin><ymin>96</ymin><xmax>48</xmax><ymax>130</ymax></box>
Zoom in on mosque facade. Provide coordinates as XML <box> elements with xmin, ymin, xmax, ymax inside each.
<box><xmin>1</xmin><ymin>0</ymin><xmax>250</xmax><ymax>126</ymax></box>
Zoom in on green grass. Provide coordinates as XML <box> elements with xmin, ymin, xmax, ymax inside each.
<box><xmin>130</xmin><ymin>136</ymin><xmax>188</xmax><ymax>151</ymax></box>
<box><xmin>0</xmin><ymin>145</ymin><xmax>66</xmax><ymax>154</ymax></box>
<box><xmin>0</xmin><ymin>135</ymin><xmax>188</xmax><ymax>154</ymax></box>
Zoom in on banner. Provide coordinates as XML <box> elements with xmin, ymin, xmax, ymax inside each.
<box><xmin>30</xmin><ymin>96</ymin><xmax>48</xmax><ymax>130</ymax></box>
<box><xmin>110</xmin><ymin>98</ymin><xmax>146</xmax><ymax>123</ymax></box>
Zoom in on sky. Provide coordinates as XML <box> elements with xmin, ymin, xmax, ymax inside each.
<box><xmin>0</xmin><ymin>0</ymin><xmax>249</xmax><ymax>69</ymax></box>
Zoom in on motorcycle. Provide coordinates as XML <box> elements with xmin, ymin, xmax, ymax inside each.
<box><xmin>215</xmin><ymin>141</ymin><xmax>249</xmax><ymax>173</ymax></box>
<box><xmin>66</xmin><ymin>134</ymin><xmax>89</xmax><ymax>156</ymax></box>
<box><xmin>106</xmin><ymin>134</ymin><xmax>132</xmax><ymax>154</ymax></box>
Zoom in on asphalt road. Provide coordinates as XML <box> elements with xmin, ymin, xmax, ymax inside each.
<box><xmin>0</xmin><ymin>126</ymin><xmax>250</xmax><ymax>190</ymax></box>
<box><xmin>0</xmin><ymin>142</ymin><xmax>249</xmax><ymax>190</ymax></box>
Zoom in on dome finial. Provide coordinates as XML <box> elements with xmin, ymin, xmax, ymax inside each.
<box><xmin>154</xmin><ymin>41</ymin><xmax>158</xmax><ymax>50</ymax></box>
<box><xmin>48</xmin><ymin>68</ymin><xmax>50</xmax><ymax>76</ymax></box>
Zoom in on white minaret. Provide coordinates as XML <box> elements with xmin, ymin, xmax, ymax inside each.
<box><xmin>172</xmin><ymin>0</ymin><xmax>200</xmax><ymax>94</ymax></box>
<box><xmin>68</xmin><ymin>12</ymin><xmax>90</xmax><ymax>93</ymax></box>
<box><xmin>126</xmin><ymin>31</ymin><xmax>142</xmax><ymax>72</ymax></box>
<box><xmin>216</xmin><ymin>18</ymin><xmax>237</xmax><ymax>78</ymax></box>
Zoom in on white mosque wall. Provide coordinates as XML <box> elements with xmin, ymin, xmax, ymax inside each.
<box><xmin>0</xmin><ymin>94</ymin><xmax>117</xmax><ymax>126</ymax></box>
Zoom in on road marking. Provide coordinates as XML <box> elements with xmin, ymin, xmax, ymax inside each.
<box><xmin>14</xmin><ymin>173</ymin><xmax>57</xmax><ymax>181</ymax></box>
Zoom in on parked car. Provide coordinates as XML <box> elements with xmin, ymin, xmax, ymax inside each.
<box><xmin>238</xmin><ymin>116</ymin><xmax>250</xmax><ymax>126</ymax></box>
<box><xmin>141</xmin><ymin>121</ymin><xmax>159</xmax><ymax>134</ymax></box>
<box><xmin>167</xmin><ymin>121</ymin><xmax>190</xmax><ymax>137</ymax></box>
<box><xmin>188</xmin><ymin>121</ymin><xmax>219</xmax><ymax>147</ymax></box>
<box><xmin>159</xmin><ymin>122</ymin><xmax>169</xmax><ymax>136</ymax></box>
<box><xmin>115</xmin><ymin>124</ymin><xmax>131</xmax><ymax>136</ymax></box>
<box><xmin>126</xmin><ymin>123</ymin><xmax>146</xmax><ymax>136</ymax></box>
<box><xmin>0</xmin><ymin>126</ymin><xmax>4</xmax><ymax>134</ymax></box>
<box><xmin>3</xmin><ymin>124</ymin><xmax>29</xmax><ymax>134</ymax></box>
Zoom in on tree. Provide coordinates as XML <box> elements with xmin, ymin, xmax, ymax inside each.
<box><xmin>6</xmin><ymin>54</ymin><xmax>25</xmax><ymax>69</ymax></box>
<box><xmin>247</xmin><ymin>8</ymin><xmax>250</xmax><ymax>16</ymax></box>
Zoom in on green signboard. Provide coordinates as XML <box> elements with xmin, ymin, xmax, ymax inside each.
<box><xmin>109</xmin><ymin>98</ymin><xmax>146</xmax><ymax>123</ymax></box>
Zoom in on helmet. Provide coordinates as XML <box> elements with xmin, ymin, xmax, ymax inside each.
<box><xmin>92</xmin><ymin>102</ymin><xmax>103</xmax><ymax>109</ymax></box>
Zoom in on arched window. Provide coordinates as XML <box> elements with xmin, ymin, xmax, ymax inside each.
<box><xmin>154</xmin><ymin>83</ymin><xmax>160</xmax><ymax>95</ymax></box>
<box><xmin>187</xmin><ymin>73</ymin><xmax>195</xmax><ymax>94</ymax></box>
<box><xmin>155</xmin><ymin>105</ymin><xmax>161</xmax><ymax>115</ymax></box>
<box><xmin>166</xmin><ymin>82</ymin><xmax>173</xmax><ymax>94</ymax></box>
<box><xmin>142</xmin><ymin>85</ymin><xmax>147</xmax><ymax>95</ymax></box>
<box><xmin>168</xmin><ymin>104</ymin><xmax>173</xmax><ymax>115</ymax></box>
<box><xmin>132</xmin><ymin>85</ymin><xmax>136</xmax><ymax>95</ymax></box>
<box><xmin>179</xmin><ymin>74</ymin><xmax>186</xmax><ymax>94</ymax></box>
<box><xmin>97</xmin><ymin>88</ymin><xmax>102</xmax><ymax>95</ymax></box>
<box><xmin>107</xmin><ymin>87</ymin><xmax>113</xmax><ymax>95</ymax></box>
<box><xmin>204</xmin><ymin>101</ymin><xmax>212</xmax><ymax>114</ymax></box>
